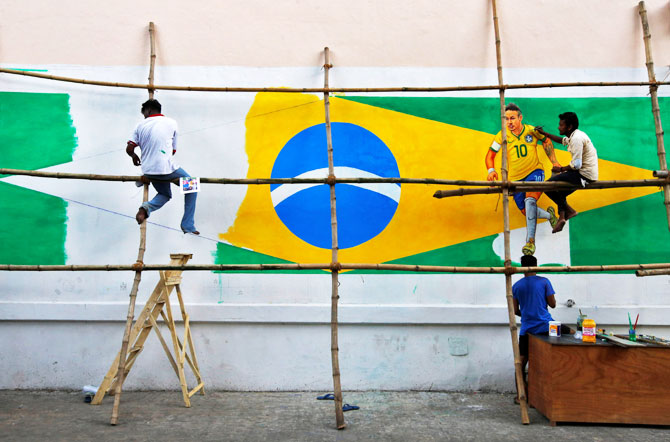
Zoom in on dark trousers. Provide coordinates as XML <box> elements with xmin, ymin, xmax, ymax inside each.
<box><xmin>545</xmin><ymin>170</ymin><xmax>590</xmax><ymax>213</ymax></box>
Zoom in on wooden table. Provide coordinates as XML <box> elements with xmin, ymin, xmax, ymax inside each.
<box><xmin>528</xmin><ymin>333</ymin><xmax>670</xmax><ymax>426</ymax></box>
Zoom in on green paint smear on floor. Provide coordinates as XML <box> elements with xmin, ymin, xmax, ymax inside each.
<box><xmin>0</xmin><ymin>182</ymin><xmax>68</xmax><ymax>264</ymax></box>
<box><xmin>570</xmin><ymin>192</ymin><xmax>670</xmax><ymax>267</ymax></box>
<box><xmin>341</xmin><ymin>97</ymin><xmax>670</xmax><ymax>170</ymax></box>
<box><xmin>0</xmin><ymin>92</ymin><xmax>77</xmax><ymax>177</ymax></box>
<box><xmin>213</xmin><ymin>242</ymin><xmax>326</xmax><ymax>273</ymax></box>
<box><xmin>0</xmin><ymin>92</ymin><xmax>77</xmax><ymax>264</ymax></box>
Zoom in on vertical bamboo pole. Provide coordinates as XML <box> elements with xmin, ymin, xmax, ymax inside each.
<box><xmin>111</xmin><ymin>23</ymin><xmax>157</xmax><ymax>424</ymax></box>
<box><xmin>110</xmin><ymin>183</ymin><xmax>149</xmax><ymax>425</ymax></box>
<box><xmin>638</xmin><ymin>1</ymin><xmax>670</xmax><ymax>231</ymax></box>
<box><xmin>491</xmin><ymin>0</ymin><xmax>530</xmax><ymax>424</ymax></box>
<box><xmin>323</xmin><ymin>47</ymin><xmax>346</xmax><ymax>430</ymax></box>
<box><xmin>148</xmin><ymin>22</ymin><xmax>156</xmax><ymax>99</ymax></box>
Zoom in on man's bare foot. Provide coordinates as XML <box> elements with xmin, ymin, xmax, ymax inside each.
<box><xmin>182</xmin><ymin>230</ymin><xmax>200</xmax><ymax>235</ymax></box>
<box><xmin>552</xmin><ymin>218</ymin><xmax>566</xmax><ymax>233</ymax></box>
<box><xmin>135</xmin><ymin>207</ymin><xmax>148</xmax><ymax>225</ymax></box>
<box><xmin>565</xmin><ymin>209</ymin><xmax>579</xmax><ymax>220</ymax></box>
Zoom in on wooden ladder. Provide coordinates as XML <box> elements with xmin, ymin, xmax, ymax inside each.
<box><xmin>91</xmin><ymin>253</ymin><xmax>204</xmax><ymax>408</ymax></box>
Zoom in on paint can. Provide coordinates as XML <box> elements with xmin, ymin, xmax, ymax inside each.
<box><xmin>582</xmin><ymin>318</ymin><xmax>597</xmax><ymax>343</ymax></box>
<box><xmin>549</xmin><ymin>321</ymin><xmax>561</xmax><ymax>337</ymax></box>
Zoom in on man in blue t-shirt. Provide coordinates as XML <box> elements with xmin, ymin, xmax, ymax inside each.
<box><xmin>512</xmin><ymin>255</ymin><xmax>572</xmax><ymax>403</ymax></box>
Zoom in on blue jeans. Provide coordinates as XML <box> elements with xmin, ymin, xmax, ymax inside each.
<box><xmin>141</xmin><ymin>167</ymin><xmax>197</xmax><ymax>232</ymax></box>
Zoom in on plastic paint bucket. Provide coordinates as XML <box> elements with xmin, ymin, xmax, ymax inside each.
<box><xmin>582</xmin><ymin>318</ymin><xmax>597</xmax><ymax>343</ymax></box>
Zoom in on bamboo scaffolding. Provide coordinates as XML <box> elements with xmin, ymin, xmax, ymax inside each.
<box><xmin>2</xmin><ymin>67</ymin><xmax>669</xmax><ymax>93</ymax></box>
<box><xmin>110</xmin><ymin>183</ymin><xmax>148</xmax><ymax>425</ymax></box>
<box><xmin>3</xmin><ymin>168</ymin><xmax>668</xmax><ymax>191</ymax></box>
<box><xmin>433</xmin><ymin>178</ymin><xmax>670</xmax><ymax>198</ymax></box>
<box><xmin>492</xmin><ymin>0</ymin><xmax>530</xmax><ymax>424</ymax></box>
<box><xmin>111</xmin><ymin>25</ymin><xmax>156</xmax><ymax>425</ymax></box>
<box><xmin>148</xmin><ymin>22</ymin><xmax>156</xmax><ymax>99</ymax></box>
<box><xmin>323</xmin><ymin>47</ymin><xmax>346</xmax><ymax>430</ymax></box>
<box><xmin>2</xmin><ymin>262</ymin><xmax>670</xmax><ymax>273</ymax></box>
<box><xmin>636</xmin><ymin>268</ymin><xmax>670</xmax><ymax>277</ymax></box>
<box><xmin>638</xmin><ymin>1</ymin><xmax>670</xmax><ymax>231</ymax></box>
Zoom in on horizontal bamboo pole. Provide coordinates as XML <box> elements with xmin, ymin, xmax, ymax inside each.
<box><xmin>2</xmin><ymin>263</ymin><xmax>670</xmax><ymax>274</ymax></box>
<box><xmin>433</xmin><ymin>177</ymin><xmax>670</xmax><ymax>198</ymax></box>
<box><xmin>636</xmin><ymin>268</ymin><xmax>670</xmax><ymax>277</ymax></box>
<box><xmin>2</xmin><ymin>68</ymin><xmax>669</xmax><ymax>93</ymax></box>
<box><xmin>3</xmin><ymin>168</ymin><xmax>668</xmax><ymax>191</ymax></box>
<box><xmin>0</xmin><ymin>168</ymin><xmax>499</xmax><ymax>185</ymax></box>
<box><xmin>654</xmin><ymin>170</ymin><xmax>669</xmax><ymax>178</ymax></box>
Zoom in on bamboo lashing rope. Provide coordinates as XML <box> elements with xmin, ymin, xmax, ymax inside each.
<box><xmin>491</xmin><ymin>0</ymin><xmax>530</xmax><ymax>424</ymax></box>
<box><xmin>2</xmin><ymin>168</ymin><xmax>668</xmax><ymax>191</ymax></box>
<box><xmin>2</xmin><ymin>262</ymin><xmax>670</xmax><ymax>273</ymax></box>
<box><xmin>1</xmin><ymin>67</ymin><xmax>668</xmax><ymax>93</ymax></box>
<box><xmin>323</xmin><ymin>47</ymin><xmax>346</xmax><ymax>430</ymax></box>
<box><xmin>638</xmin><ymin>1</ymin><xmax>670</xmax><ymax>231</ymax></box>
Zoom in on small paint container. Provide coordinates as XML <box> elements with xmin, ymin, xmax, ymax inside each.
<box><xmin>549</xmin><ymin>321</ymin><xmax>561</xmax><ymax>337</ymax></box>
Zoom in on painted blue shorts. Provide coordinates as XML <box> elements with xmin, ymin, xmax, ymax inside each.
<box><xmin>513</xmin><ymin>169</ymin><xmax>544</xmax><ymax>210</ymax></box>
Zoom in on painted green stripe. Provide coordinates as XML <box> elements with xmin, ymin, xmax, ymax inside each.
<box><xmin>570</xmin><ymin>192</ymin><xmax>670</xmax><ymax>266</ymax></box>
<box><xmin>0</xmin><ymin>92</ymin><xmax>77</xmax><ymax>177</ymax></box>
<box><xmin>213</xmin><ymin>242</ymin><xmax>325</xmax><ymax>273</ymax></box>
<box><xmin>0</xmin><ymin>182</ymin><xmax>68</xmax><ymax>265</ymax></box>
<box><xmin>5</xmin><ymin>68</ymin><xmax>49</xmax><ymax>72</ymax></box>
<box><xmin>348</xmin><ymin>234</ymin><xmax>503</xmax><ymax>274</ymax></box>
<box><xmin>0</xmin><ymin>92</ymin><xmax>77</xmax><ymax>265</ymax></box>
<box><xmin>341</xmin><ymin>97</ymin><xmax>670</xmax><ymax>170</ymax></box>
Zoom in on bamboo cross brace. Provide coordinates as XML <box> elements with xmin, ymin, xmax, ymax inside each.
<box><xmin>5</xmin><ymin>262</ymin><xmax>670</xmax><ymax>273</ymax></box>
<box><xmin>638</xmin><ymin>1</ymin><xmax>670</xmax><ymax>231</ymax></box>
<box><xmin>1</xmin><ymin>67</ymin><xmax>669</xmax><ymax>93</ymax></box>
<box><xmin>492</xmin><ymin>0</ymin><xmax>530</xmax><ymax>424</ymax></box>
<box><xmin>2</xmin><ymin>167</ymin><xmax>668</xmax><ymax>191</ymax></box>
<box><xmin>323</xmin><ymin>47</ymin><xmax>346</xmax><ymax>431</ymax></box>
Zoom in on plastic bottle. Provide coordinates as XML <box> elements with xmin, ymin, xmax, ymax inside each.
<box><xmin>582</xmin><ymin>318</ymin><xmax>596</xmax><ymax>343</ymax></box>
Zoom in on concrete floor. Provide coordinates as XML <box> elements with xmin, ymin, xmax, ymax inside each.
<box><xmin>1</xmin><ymin>391</ymin><xmax>669</xmax><ymax>441</ymax></box>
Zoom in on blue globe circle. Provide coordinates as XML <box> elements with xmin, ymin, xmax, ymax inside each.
<box><xmin>270</xmin><ymin>123</ymin><xmax>400</xmax><ymax>249</ymax></box>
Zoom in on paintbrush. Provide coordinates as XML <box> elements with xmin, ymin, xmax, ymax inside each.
<box><xmin>634</xmin><ymin>313</ymin><xmax>639</xmax><ymax>331</ymax></box>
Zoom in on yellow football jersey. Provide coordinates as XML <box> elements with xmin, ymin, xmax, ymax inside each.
<box><xmin>490</xmin><ymin>124</ymin><xmax>546</xmax><ymax>181</ymax></box>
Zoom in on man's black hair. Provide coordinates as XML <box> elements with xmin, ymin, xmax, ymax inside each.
<box><xmin>559</xmin><ymin>111</ymin><xmax>579</xmax><ymax>130</ymax></box>
<box><xmin>505</xmin><ymin>102</ymin><xmax>522</xmax><ymax>115</ymax></box>
<box><xmin>520</xmin><ymin>255</ymin><xmax>537</xmax><ymax>267</ymax></box>
<box><xmin>141</xmin><ymin>99</ymin><xmax>162</xmax><ymax>113</ymax></box>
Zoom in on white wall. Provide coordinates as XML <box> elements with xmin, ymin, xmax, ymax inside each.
<box><xmin>2</xmin><ymin>0</ymin><xmax>670</xmax><ymax>391</ymax></box>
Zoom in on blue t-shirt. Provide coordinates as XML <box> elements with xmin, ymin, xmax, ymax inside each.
<box><xmin>512</xmin><ymin>275</ymin><xmax>555</xmax><ymax>335</ymax></box>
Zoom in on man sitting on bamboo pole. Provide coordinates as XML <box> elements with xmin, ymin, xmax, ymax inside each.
<box><xmin>536</xmin><ymin>112</ymin><xmax>598</xmax><ymax>233</ymax></box>
<box><xmin>126</xmin><ymin>99</ymin><xmax>199</xmax><ymax>235</ymax></box>
<box><xmin>485</xmin><ymin>103</ymin><xmax>560</xmax><ymax>256</ymax></box>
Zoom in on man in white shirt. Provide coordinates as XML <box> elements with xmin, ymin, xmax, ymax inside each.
<box><xmin>126</xmin><ymin>99</ymin><xmax>198</xmax><ymax>235</ymax></box>
<box><xmin>536</xmin><ymin>112</ymin><xmax>598</xmax><ymax>233</ymax></box>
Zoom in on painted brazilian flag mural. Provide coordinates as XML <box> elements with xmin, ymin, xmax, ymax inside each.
<box><xmin>215</xmin><ymin>94</ymin><xmax>670</xmax><ymax>271</ymax></box>
<box><xmin>1</xmin><ymin>90</ymin><xmax>669</xmax><ymax>271</ymax></box>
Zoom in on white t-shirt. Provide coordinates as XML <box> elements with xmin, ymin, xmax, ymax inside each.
<box><xmin>562</xmin><ymin>129</ymin><xmax>598</xmax><ymax>181</ymax></box>
<box><xmin>130</xmin><ymin>115</ymin><xmax>180</xmax><ymax>175</ymax></box>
